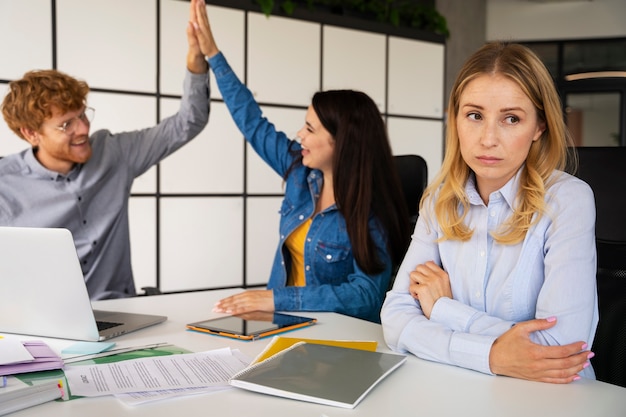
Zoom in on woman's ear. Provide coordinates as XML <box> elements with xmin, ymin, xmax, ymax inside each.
<box><xmin>533</xmin><ymin>121</ymin><xmax>546</xmax><ymax>142</ymax></box>
<box><xmin>20</xmin><ymin>127</ymin><xmax>40</xmax><ymax>147</ymax></box>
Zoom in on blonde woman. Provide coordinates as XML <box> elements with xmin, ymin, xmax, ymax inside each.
<box><xmin>381</xmin><ymin>42</ymin><xmax>597</xmax><ymax>383</ymax></box>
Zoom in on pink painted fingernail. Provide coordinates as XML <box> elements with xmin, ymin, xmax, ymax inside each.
<box><xmin>546</xmin><ymin>316</ymin><xmax>557</xmax><ymax>322</ymax></box>
<box><xmin>573</xmin><ymin>376</ymin><xmax>581</xmax><ymax>381</ymax></box>
<box><xmin>581</xmin><ymin>343</ymin><xmax>588</xmax><ymax>350</ymax></box>
<box><xmin>587</xmin><ymin>352</ymin><xmax>595</xmax><ymax>359</ymax></box>
<box><xmin>583</xmin><ymin>362</ymin><xmax>590</xmax><ymax>369</ymax></box>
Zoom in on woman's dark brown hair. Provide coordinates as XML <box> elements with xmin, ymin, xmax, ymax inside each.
<box><xmin>308</xmin><ymin>90</ymin><xmax>411</xmax><ymax>274</ymax></box>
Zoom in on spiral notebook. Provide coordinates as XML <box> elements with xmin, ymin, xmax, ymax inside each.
<box><xmin>229</xmin><ymin>342</ymin><xmax>407</xmax><ymax>409</ymax></box>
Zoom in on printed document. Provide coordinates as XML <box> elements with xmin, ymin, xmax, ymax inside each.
<box><xmin>65</xmin><ymin>347</ymin><xmax>249</xmax><ymax>397</ymax></box>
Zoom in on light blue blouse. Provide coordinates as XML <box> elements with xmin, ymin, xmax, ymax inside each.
<box><xmin>381</xmin><ymin>169</ymin><xmax>598</xmax><ymax>378</ymax></box>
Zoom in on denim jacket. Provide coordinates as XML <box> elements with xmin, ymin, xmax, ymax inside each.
<box><xmin>208</xmin><ymin>52</ymin><xmax>392</xmax><ymax>322</ymax></box>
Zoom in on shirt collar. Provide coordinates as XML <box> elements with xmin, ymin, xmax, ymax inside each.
<box><xmin>24</xmin><ymin>147</ymin><xmax>81</xmax><ymax>182</ymax></box>
<box><xmin>465</xmin><ymin>168</ymin><xmax>522</xmax><ymax>209</ymax></box>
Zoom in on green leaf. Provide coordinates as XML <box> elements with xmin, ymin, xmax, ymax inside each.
<box><xmin>253</xmin><ymin>0</ymin><xmax>275</xmax><ymax>16</ymax></box>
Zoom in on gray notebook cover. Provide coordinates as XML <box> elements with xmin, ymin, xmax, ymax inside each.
<box><xmin>229</xmin><ymin>342</ymin><xmax>407</xmax><ymax>409</ymax></box>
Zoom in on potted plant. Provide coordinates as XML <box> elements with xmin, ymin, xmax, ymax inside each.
<box><xmin>253</xmin><ymin>0</ymin><xmax>449</xmax><ymax>37</ymax></box>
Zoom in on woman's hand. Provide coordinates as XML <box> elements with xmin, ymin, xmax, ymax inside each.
<box><xmin>489</xmin><ymin>317</ymin><xmax>594</xmax><ymax>383</ymax></box>
<box><xmin>409</xmin><ymin>261</ymin><xmax>452</xmax><ymax>318</ymax></box>
<box><xmin>213</xmin><ymin>290</ymin><xmax>275</xmax><ymax>314</ymax></box>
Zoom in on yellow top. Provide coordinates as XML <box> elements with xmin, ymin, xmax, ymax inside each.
<box><xmin>285</xmin><ymin>218</ymin><xmax>311</xmax><ymax>287</ymax></box>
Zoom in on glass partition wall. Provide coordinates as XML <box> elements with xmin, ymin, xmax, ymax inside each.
<box><xmin>524</xmin><ymin>38</ymin><xmax>626</xmax><ymax>147</ymax></box>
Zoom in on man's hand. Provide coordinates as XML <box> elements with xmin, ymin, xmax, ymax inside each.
<box><xmin>186</xmin><ymin>0</ymin><xmax>209</xmax><ymax>73</ymax></box>
<box><xmin>213</xmin><ymin>290</ymin><xmax>275</xmax><ymax>315</ymax></box>
<box><xmin>489</xmin><ymin>317</ymin><xmax>593</xmax><ymax>383</ymax></box>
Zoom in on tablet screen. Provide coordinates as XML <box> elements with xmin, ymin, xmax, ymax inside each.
<box><xmin>187</xmin><ymin>311</ymin><xmax>316</xmax><ymax>340</ymax></box>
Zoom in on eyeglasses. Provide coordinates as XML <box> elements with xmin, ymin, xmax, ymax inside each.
<box><xmin>54</xmin><ymin>107</ymin><xmax>95</xmax><ymax>135</ymax></box>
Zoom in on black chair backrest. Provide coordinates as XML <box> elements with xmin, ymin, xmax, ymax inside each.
<box><xmin>393</xmin><ymin>154</ymin><xmax>428</xmax><ymax>228</ymax></box>
<box><xmin>574</xmin><ymin>146</ymin><xmax>626</xmax><ymax>387</ymax></box>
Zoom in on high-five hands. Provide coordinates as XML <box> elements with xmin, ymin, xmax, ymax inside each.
<box><xmin>189</xmin><ymin>0</ymin><xmax>220</xmax><ymax>59</ymax></box>
<box><xmin>185</xmin><ymin>0</ymin><xmax>208</xmax><ymax>73</ymax></box>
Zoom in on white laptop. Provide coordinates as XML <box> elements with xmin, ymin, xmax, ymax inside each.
<box><xmin>0</xmin><ymin>227</ymin><xmax>167</xmax><ymax>341</ymax></box>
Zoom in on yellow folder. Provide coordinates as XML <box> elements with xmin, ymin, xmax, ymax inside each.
<box><xmin>251</xmin><ymin>336</ymin><xmax>377</xmax><ymax>364</ymax></box>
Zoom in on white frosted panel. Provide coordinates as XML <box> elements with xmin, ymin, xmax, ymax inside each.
<box><xmin>389</xmin><ymin>37</ymin><xmax>444</xmax><ymax>118</ymax></box>
<box><xmin>56</xmin><ymin>0</ymin><xmax>156</xmax><ymax>92</ymax></box>
<box><xmin>247</xmin><ymin>13</ymin><xmax>320</xmax><ymax>106</ymax></box>
<box><xmin>387</xmin><ymin>118</ymin><xmax>443</xmax><ymax>184</ymax></box>
<box><xmin>160</xmin><ymin>101</ymin><xmax>244</xmax><ymax>193</ymax></box>
<box><xmin>87</xmin><ymin>93</ymin><xmax>157</xmax><ymax>134</ymax></box>
<box><xmin>129</xmin><ymin>197</ymin><xmax>157</xmax><ymax>292</ymax></box>
<box><xmin>206</xmin><ymin>6</ymin><xmax>245</xmax><ymax>100</ymax></box>
<box><xmin>86</xmin><ymin>92</ymin><xmax>157</xmax><ymax>193</ymax></box>
<box><xmin>0</xmin><ymin>85</ymin><xmax>30</xmax><ymax>157</ymax></box>
<box><xmin>247</xmin><ymin>106</ymin><xmax>305</xmax><ymax>194</ymax></box>
<box><xmin>160</xmin><ymin>198</ymin><xmax>243</xmax><ymax>291</ymax></box>
<box><xmin>246</xmin><ymin>197</ymin><xmax>282</xmax><ymax>286</ymax></box>
<box><xmin>160</xmin><ymin>0</ymin><xmax>193</xmax><ymax>96</ymax></box>
<box><xmin>0</xmin><ymin>0</ymin><xmax>52</xmax><ymax>79</ymax></box>
<box><xmin>322</xmin><ymin>26</ymin><xmax>386</xmax><ymax>111</ymax></box>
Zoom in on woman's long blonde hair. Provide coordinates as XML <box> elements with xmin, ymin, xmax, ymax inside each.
<box><xmin>423</xmin><ymin>42</ymin><xmax>575</xmax><ymax>244</ymax></box>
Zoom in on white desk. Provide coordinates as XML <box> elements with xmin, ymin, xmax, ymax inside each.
<box><xmin>5</xmin><ymin>289</ymin><xmax>626</xmax><ymax>416</ymax></box>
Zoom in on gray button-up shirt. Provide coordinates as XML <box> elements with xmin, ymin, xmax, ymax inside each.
<box><xmin>0</xmin><ymin>69</ymin><xmax>210</xmax><ymax>300</ymax></box>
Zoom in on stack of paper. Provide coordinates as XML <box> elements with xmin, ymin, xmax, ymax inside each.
<box><xmin>0</xmin><ymin>377</ymin><xmax>63</xmax><ymax>416</ymax></box>
<box><xmin>64</xmin><ymin>347</ymin><xmax>249</xmax><ymax>398</ymax></box>
<box><xmin>0</xmin><ymin>340</ymin><xmax>64</xmax><ymax>376</ymax></box>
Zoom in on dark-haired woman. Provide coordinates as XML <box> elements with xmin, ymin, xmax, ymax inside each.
<box><xmin>188</xmin><ymin>0</ymin><xmax>410</xmax><ymax>322</ymax></box>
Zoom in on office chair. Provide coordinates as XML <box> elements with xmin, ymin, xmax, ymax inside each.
<box><xmin>393</xmin><ymin>154</ymin><xmax>428</xmax><ymax>231</ymax></box>
<box><xmin>388</xmin><ymin>155</ymin><xmax>428</xmax><ymax>290</ymax></box>
<box><xmin>574</xmin><ymin>146</ymin><xmax>626</xmax><ymax>388</ymax></box>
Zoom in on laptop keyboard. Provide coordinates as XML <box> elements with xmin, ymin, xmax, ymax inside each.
<box><xmin>97</xmin><ymin>320</ymin><xmax>123</xmax><ymax>331</ymax></box>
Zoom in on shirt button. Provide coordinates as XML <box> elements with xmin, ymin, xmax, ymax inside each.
<box><xmin>475</xmin><ymin>291</ymin><xmax>481</xmax><ymax>298</ymax></box>
<box><xmin>306</xmin><ymin>238</ymin><xmax>311</xmax><ymax>242</ymax></box>
<box><xmin>83</xmin><ymin>220</ymin><xmax>87</xmax><ymax>225</ymax></box>
<box><xmin>305</xmin><ymin>265</ymin><xmax>310</xmax><ymax>271</ymax></box>
<box><xmin>490</xmin><ymin>211</ymin><xmax>496</xmax><ymax>217</ymax></box>
<box><xmin>298</xmin><ymin>215</ymin><xmax>304</xmax><ymax>220</ymax></box>
<box><xmin>280</xmin><ymin>234</ymin><xmax>285</xmax><ymax>239</ymax></box>
<box><xmin>326</xmin><ymin>254</ymin><xmax>332</xmax><ymax>260</ymax></box>
<box><xmin>480</xmin><ymin>251</ymin><xmax>485</xmax><ymax>257</ymax></box>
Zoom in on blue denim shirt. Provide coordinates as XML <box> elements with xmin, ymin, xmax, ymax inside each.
<box><xmin>209</xmin><ymin>52</ymin><xmax>392</xmax><ymax>323</ymax></box>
